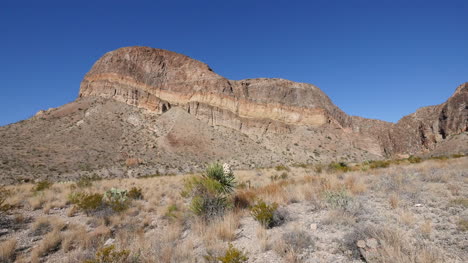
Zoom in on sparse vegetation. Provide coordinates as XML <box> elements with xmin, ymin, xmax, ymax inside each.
<box><xmin>183</xmin><ymin>163</ymin><xmax>236</xmax><ymax>220</ymax></box>
<box><xmin>84</xmin><ymin>245</ymin><xmax>130</xmax><ymax>263</ymax></box>
<box><xmin>33</xmin><ymin>180</ymin><xmax>52</xmax><ymax>192</ymax></box>
<box><xmin>251</xmin><ymin>200</ymin><xmax>285</xmax><ymax>228</ymax></box>
<box><xmin>68</xmin><ymin>192</ymin><xmax>104</xmax><ymax>215</ymax></box>
<box><xmin>0</xmin><ymin>156</ymin><xmax>466</xmax><ymax>262</ymax></box>
<box><xmin>205</xmin><ymin>243</ymin><xmax>248</xmax><ymax>263</ymax></box>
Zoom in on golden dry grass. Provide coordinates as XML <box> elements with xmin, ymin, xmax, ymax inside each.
<box><xmin>0</xmin><ymin>239</ymin><xmax>17</xmax><ymax>263</ymax></box>
<box><xmin>1</xmin><ymin>156</ymin><xmax>466</xmax><ymax>262</ymax></box>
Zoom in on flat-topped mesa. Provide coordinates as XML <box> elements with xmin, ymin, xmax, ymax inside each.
<box><xmin>79</xmin><ymin>46</ymin><xmax>351</xmax><ymax>132</ymax></box>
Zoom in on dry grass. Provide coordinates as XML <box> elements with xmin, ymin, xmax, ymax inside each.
<box><xmin>30</xmin><ymin>230</ymin><xmax>62</xmax><ymax>262</ymax></box>
<box><xmin>398</xmin><ymin>210</ymin><xmax>416</xmax><ymax>226</ymax></box>
<box><xmin>1</xmin><ymin>156</ymin><xmax>466</xmax><ymax>262</ymax></box>
<box><xmin>389</xmin><ymin>193</ymin><xmax>400</xmax><ymax>209</ymax></box>
<box><xmin>0</xmin><ymin>239</ymin><xmax>17</xmax><ymax>263</ymax></box>
<box><xmin>420</xmin><ymin>220</ymin><xmax>432</xmax><ymax>238</ymax></box>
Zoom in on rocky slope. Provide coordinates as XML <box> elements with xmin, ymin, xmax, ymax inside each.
<box><xmin>0</xmin><ymin>46</ymin><xmax>466</xmax><ymax>183</ymax></box>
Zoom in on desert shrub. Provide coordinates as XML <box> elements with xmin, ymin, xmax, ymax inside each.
<box><xmin>84</xmin><ymin>245</ymin><xmax>130</xmax><ymax>263</ymax></box>
<box><xmin>68</xmin><ymin>192</ymin><xmax>103</xmax><ymax>215</ymax></box>
<box><xmin>76</xmin><ymin>176</ymin><xmax>95</xmax><ymax>188</ymax></box>
<box><xmin>275</xmin><ymin>165</ymin><xmax>290</xmax><ymax>172</ymax></box>
<box><xmin>368</xmin><ymin>160</ymin><xmax>390</xmax><ymax>169</ymax></box>
<box><xmin>323</xmin><ymin>189</ymin><xmax>352</xmax><ymax>209</ymax></box>
<box><xmin>457</xmin><ymin>218</ymin><xmax>468</xmax><ymax>231</ymax></box>
<box><xmin>448</xmin><ymin>198</ymin><xmax>468</xmax><ymax>208</ymax></box>
<box><xmin>251</xmin><ymin>200</ymin><xmax>286</xmax><ymax>228</ymax></box>
<box><xmin>204</xmin><ymin>243</ymin><xmax>248</xmax><ymax>263</ymax></box>
<box><xmin>128</xmin><ymin>187</ymin><xmax>144</xmax><ymax>200</ymax></box>
<box><xmin>164</xmin><ymin>204</ymin><xmax>179</xmax><ymax>219</ymax></box>
<box><xmin>270</xmin><ymin>172</ymin><xmax>288</xmax><ymax>182</ymax></box>
<box><xmin>104</xmin><ymin>188</ymin><xmax>129</xmax><ymax>212</ymax></box>
<box><xmin>282</xmin><ymin>230</ymin><xmax>314</xmax><ymax>252</ymax></box>
<box><xmin>328</xmin><ymin>162</ymin><xmax>350</xmax><ymax>172</ymax></box>
<box><xmin>407</xmin><ymin>155</ymin><xmax>422</xmax><ymax>163</ymax></box>
<box><xmin>203</xmin><ymin>163</ymin><xmax>236</xmax><ymax>194</ymax></box>
<box><xmin>33</xmin><ymin>180</ymin><xmax>52</xmax><ymax>192</ymax></box>
<box><xmin>233</xmin><ymin>190</ymin><xmax>256</xmax><ymax>209</ymax></box>
<box><xmin>182</xmin><ymin>163</ymin><xmax>236</xmax><ymax>220</ymax></box>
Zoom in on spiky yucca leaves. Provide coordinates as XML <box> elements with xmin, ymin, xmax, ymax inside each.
<box><xmin>182</xmin><ymin>162</ymin><xmax>237</xmax><ymax>220</ymax></box>
<box><xmin>203</xmin><ymin>163</ymin><xmax>236</xmax><ymax>194</ymax></box>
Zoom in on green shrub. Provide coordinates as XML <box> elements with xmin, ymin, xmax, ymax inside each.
<box><xmin>251</xmin><ymin>200</ymin><xmax>281</xmax><ymax>228</ymax></box>
<box><xmin>274</xmin><ymin>165</ymin><xmax>290</xmax><ymax>172</ymax></box>
<box><xmin>449</xmin><ymin>198</ymin><xmax>468</xmax><ymax>208</ymax></box>
<box><xmin>205</xmin><ymin>243</ymin><xmax>248</xmax><ymax>263</ymax></box>
<box><xmin>104</xmin><ymin>188</ymin><xmax>129</xmax><ymax>212</ymax></box>
<box><xmin>368</xmin><ymin>160</ymin><xmax>390</xmax><ymax>169</ymax></box>
<box><xmin>128</xmin><ymin>187</ymin><xmax>144</xmax><ymax>200</ymax></box>
<box><xmin>33</xmin><ymin>180</ymin><xmax>52</xmax><ymax>192</ymax></box>
<box><xmin>408</xmin><ymin>155</ymin><xmax>422</xmax><ymax>163</ymax></box>
<box><xmin>182</xmin><ymin>163</ymin><xmax>236</xmax><ymax>220</ymax></box>
<box><xmin>328</xmin><ymin>162</ymin><xmax>350</xmax><ymax>172</ymax></box>
<box><xmin>164</xmin><ymin>204</ymin><xmax>179</xmax><ymax>219</ymax></box>
<box><xmin>324</xmin><ymin>189</ymin><xmax>352</xmax><ymax>209</ymax></box>
<box><xmin>457</xmin><ymin>218</ymin><xmax>468</xmax><ymax>231</ymax></box>
<box><xmin>203</xmin><ymin>163</ymin><xmax>236</xmax><ymax>194</ymax></box>
<box><xmin>68</xmin><ymin>192</ymin><xmax>103</xmax><ymax>215</ymax></box>
<box><xmin>76</xmin><ymin>177</ymin><xmax>94</xmax><ymax>188</ymax></box>
<box><xmin>84</xmin><ymin>245</ymin><xmax>130</xmax><ymax>263</ymax></box>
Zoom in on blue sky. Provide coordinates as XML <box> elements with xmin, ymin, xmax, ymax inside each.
<box><xmin>1</xmin><ymin>0</ymin><xmax>467</xmax><ymax>126</ymax></box>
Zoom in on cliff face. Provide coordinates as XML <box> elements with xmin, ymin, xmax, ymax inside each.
<box><xmin>79</xmin><ymin>47</ymin><xmax>352</xmax><ymax>136</ymax></box>
<box><xmin>79</xmin><ymin>46</ymin><xmax>467</xmax><ymax>156</ymax></box>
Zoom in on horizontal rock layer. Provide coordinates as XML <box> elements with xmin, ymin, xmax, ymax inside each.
<box><xmin>79</xmin><ymin>46</ymin><xmax>467</xmax><ymax>156</ymax></box>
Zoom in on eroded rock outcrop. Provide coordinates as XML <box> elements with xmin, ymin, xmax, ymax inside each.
<box><xmin>79</xmin><ymin>46</ymin><xmax>467</xmax><ymax>156</ymax></box>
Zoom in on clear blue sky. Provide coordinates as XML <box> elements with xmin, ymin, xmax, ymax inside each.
<box><xmin>1</xmin><ymin>0</ymin><xmax>467</xmax><ymax>126</ymax></box>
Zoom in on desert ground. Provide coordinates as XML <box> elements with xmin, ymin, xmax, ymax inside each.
<box><xmin>0</xmin><ymin>156</ymin><xmax>467</xmax><ymax>263</ymax></box>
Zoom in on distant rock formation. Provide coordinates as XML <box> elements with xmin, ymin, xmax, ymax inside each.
<box><xmin>79</xmin><ymin>46</ymin><xmax>467</xmax><ymax>156</ymax></box>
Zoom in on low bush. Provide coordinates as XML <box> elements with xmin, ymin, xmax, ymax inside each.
<box><xmin>182</xmin><ymin>163</ymin><xmax>236</xmax><ymax>220</ymax></box>
<box><xmin>128</xmin><ymin>187</ymin><xmax>144</xmax><ymax>200</ymax></box>
<box><xmin>457</xmin><ymin>218</ymin><xmax>468</xmax><ymax>231</ymax></box>
<box><xmin>84</xmin><ymin>245</ymin><xmax>130</xmax><ymax>263</ymax></box>
<box><xmin>164</xmin><ymin>204</ymin><xmax>179</xmax><ymax>219</ymax></box>
<box><xmin>251</xmin><ymin>200</ymin><xmax>286</xmax><ymax>228</ymax></box>
<box><xmin>274</xmin><ymin>164</ymin><xmax>290</xmax><ymax>171</ymax></box>
<box><xmin>204</xmin><ymin>243</ymin><xmax>248</xmax><ymax>263</ymax></box>
<box><xmin>104</xmin><ymin>188</ymin><xmax>130</xmax><ymax>212</ymax></box>
<box><xmin>368</xmin><ymin>160</ymin><xmax>391</xmax><ymax>169</ymax></box>
<box><xmin>408</xmin><ymin>155</ymin><xmax>422</xmax><ymax>164</ymax></box>
<box><xmin>68</xmin><ymin>192</ymin><xmax>103</xmax><ymax>215</ymax></box>
<box><xmin>323</xmin><ymin>189</ymin><xmax>352</xmax><ymax>210</ymax></box>
<box><xmin>328</xmin><ymin>162</ymin><xmax>350</xmax><ymax>172</ymax></box>
<box><xmin>33</xmin><ymin>180</ymin><xmax>52</xmax><ymax>192</ymax></box>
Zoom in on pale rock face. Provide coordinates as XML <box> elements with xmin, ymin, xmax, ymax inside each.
<box><xmin>79</xmin><ymin>46</ymin><xmax>468</xmax><ymax>156</ymax></box>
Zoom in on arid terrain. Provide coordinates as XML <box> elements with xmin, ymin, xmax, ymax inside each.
<box><xmin>0</xmin><ymin>47</ymin><xmax>467</xmax><ymax>184</ymax></box>
<box><xmin>0</xmin><ymin>156</ymin><xmax>467</xmax><ymax>262</ymax></box>
<box><xmin>0</xmin><ymin>46</ymin><xmax>467</xmax><ymax>263</ymax></box>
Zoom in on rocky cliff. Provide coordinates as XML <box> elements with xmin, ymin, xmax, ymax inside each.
<box><xmin>79</xmin><ymin>46</ymin><xmax>467</xmax><ymax>156</ymax></box>
<box><xmin>0</xmin><ymin>46</ymin><xmax>465</xmax><ymax>183</ymax></box>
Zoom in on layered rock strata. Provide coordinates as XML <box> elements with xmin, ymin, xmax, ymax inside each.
<box><xmin>79</xmin><ymin>46</ymin><xmax>467</xmax><ymax>156</ymax></box>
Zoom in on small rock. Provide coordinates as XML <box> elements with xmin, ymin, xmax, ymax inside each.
<box><xmin>366</xmin><ymin>238</ymin><xmax>378</xmax><ymax>249</ymax></box>
<box><xmin>0</xmin><ymin>229</ymin><xmax>9</xmax><ymax>236</ymax></box>
<box><xmin>357</xmin><ymin>240</ymin><xmax>366</xmax><ymax>248</ymax></box>
<box><xmin>414</xmin><ymin>204</ymin><xmax>423</xmax><ymax>207</ymax></box>
<box><xmin>104</xmin><ymin>238</ymin><xmax>115</xmax><ymax>247</ymax></box>
<box><xmin>310</xmin><ymin>223</ymin><xmax>317</xmax><ymax>231</ymax></box>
